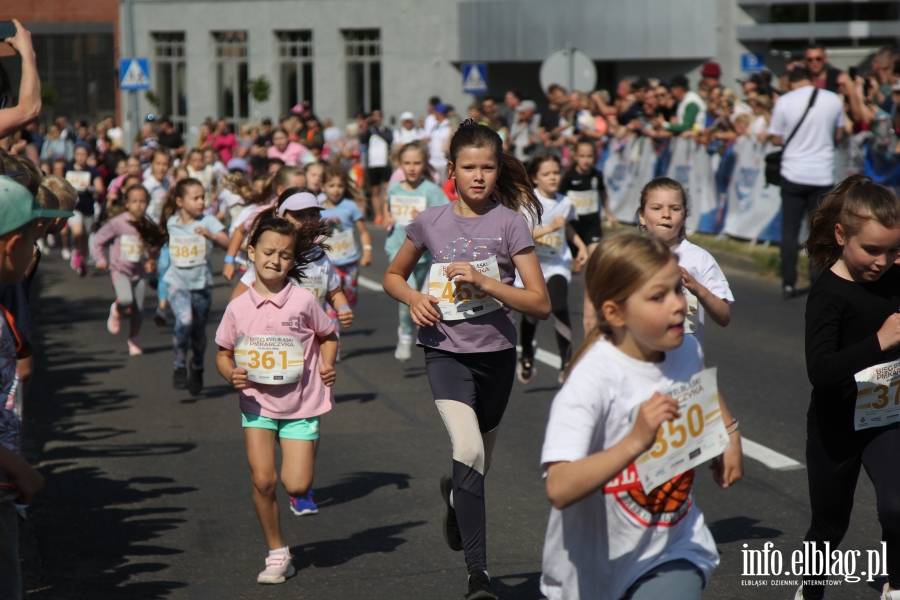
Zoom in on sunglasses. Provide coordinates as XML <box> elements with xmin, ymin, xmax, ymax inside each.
<box><xmin>806</xmin><ymin>56</ymin><xmax>825</xmax><ymax>62</ymax></box>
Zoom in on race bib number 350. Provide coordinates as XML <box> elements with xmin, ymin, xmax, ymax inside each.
<box><xmin>855</xmin><ymin>359</ymin><xmax>900</xmax><ymax>430</ymax></box>
<box><xmin>170</xmin><ymin>235</ymin><xmax>206</xmax><ymax>268</ymax></box>
<box><xmin>429</xmin><ymin>257</ymin><xmax>503</xmax><ymax>321</ymax></box>
<box><xmin>633</xmin><ymin>368</ymin><xmax>729</xmax><ymax>492</ymax></box>
<box><xmin>389</xmin><ymin>196</ymin><xmax>427</xmax><ymax>227</ymax></box>
<box><xmin>233</xmin><ymin>335</ymin><xmax>305</xmax><ymax>385</ymax></box>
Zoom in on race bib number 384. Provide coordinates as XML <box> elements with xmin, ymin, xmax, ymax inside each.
<box><xmin>855</xmin><ymin>359</ymin><xmax>900</xmax><ymax>430</ymax></box>
<box><xmin>633</xmin><ymin>368</ymin><xmax>729</xmax><ymax>492</ymax></box>
<box><xmin>233</xmin><ymin>335</ymin><xmax>305</xmax><ymax>385</ymax></box>
<box><xmin>170</xmin><ymin>235</ymin><xmax>206</xmax><ymax>268</ymax></box>
<box><xmin>429</xmin><ymin>257</ymin><xmax>503</xmax><ymax>321</ymax></box>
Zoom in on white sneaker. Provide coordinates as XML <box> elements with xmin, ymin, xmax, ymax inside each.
<box><xmin>257</xmin><ymin>550</ymin><xmax>295</xmax><ymax>584</ymax></box>
<box><xmin>61</xmin><ymin>248</ymin><xmax>71</xmax><ymax>261</ymax></box>
<box><xmin>882</xmin><ymin>583</ymin><xmax>900</xmax><ymax>600</ymax></box>
<box><xmin>395</xmin><ymin>336</ymin><xmax>413</xmax><ymax>361</ymax></box>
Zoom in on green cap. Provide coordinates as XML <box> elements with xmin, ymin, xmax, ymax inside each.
<box><xmin>0</xmin><ymin>175</ymin><xmax>73</xmax><ymax>238</ymax></box>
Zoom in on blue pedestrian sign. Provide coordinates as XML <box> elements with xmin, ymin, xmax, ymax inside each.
<box><xmin>741</xmin><ymin>53</ymin><xmax>764</xmax><ymax>74</ymax></box>
<box><xmin>119</xmin><ymin>58</ymin><xmax>151</xmax><ymax>91</ymax></box>
<box><xmin>462</xmin><ymin>63</ymin><xmax>488</xmax><ymax>94</ymax></box>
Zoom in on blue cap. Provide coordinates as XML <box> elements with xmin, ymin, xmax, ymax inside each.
<box><xmin>433</xmin><ymin>103</ymin><xmax>450</xmax><ymax>115</ymax></box>
<box><xmin>227</xmin><ymin>157</ymin><xmax>248</xmax><ymax>172</ymax></box>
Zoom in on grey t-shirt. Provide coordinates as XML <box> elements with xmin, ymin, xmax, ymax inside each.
<box><xmin>405</xmin><ymin>202</ymin><xmax>534</xmax><ymax>353</ymax></box>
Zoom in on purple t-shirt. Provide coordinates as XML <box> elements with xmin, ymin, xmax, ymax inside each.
<box><xmin>405</xmin><ymin>202</ymin><xmax>534</xmax><ymax>353</ymax></box>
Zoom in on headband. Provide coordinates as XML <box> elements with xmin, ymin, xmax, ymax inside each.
<box><xmin>277</xmin><ymin>192</ymin><xmax>321</xmax><ymax>216</ymax></box>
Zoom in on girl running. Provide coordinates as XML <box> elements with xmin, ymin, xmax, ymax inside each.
<box><xmin>143</xmin><ymin>150</ymin><xmax>172</xmax><ymax>224</ymax></box>
<box><xmin>305</xmin><ymin>162</ymin><xmax>324</xmax><ymax>203</ymax></box>
<box><xmin>798</xmin><ymin>175</ymin><xmax>900</xmax><ymax>600</ymax></box>
<box><xmin>517</xmin><ymin>153</ymin><xmax>588</xmax><ymax>385</ymax></box>
<box><xmin>383</xmin><ymin>141</ymin><xmax>449</xmax><ymax>361</ymax></box>
<box><xmin>635</xmin><ymin>177</ymin><xmax>732</xmax><ymax>348</ymax></box>
<box><xmin>383</xmin><ymin>119</ymin><xmax>550</xmax><ymax>600</ymax></box>
<box><xmin>160</xmin><ymin>178</ymin><xmax>230</xmax><ymax>395</ymax></box>
<box><xmin>541</xmin><ymin>232</ymin><xmax>742</xmax><ymax>600</ymax></box>
<box><xmin>65</xmin><ymin>142</ymin><xmax>105</xmax><ymax>276</ymax></box>
<box><xmin>558</xmin><ymin>139</ymin><xmax>618</xmax><ymax>255</ymax></box>
<box><xmin>215</xmin><ymin>217</ymin><xmax>338</xmax><ymax>585</ymax></box>
<box><xmin>91</xmin><ymin>185</ymin><xmax>163</xmax><ymax>355</ymax></box>
<box><xmin>320</xmin><ymin>165</ymin><xmax>372</xmax><ymax>339</ymax></box>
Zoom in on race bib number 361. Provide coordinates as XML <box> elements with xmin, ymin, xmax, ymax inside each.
<box><xmin>170</xmin><ymin>235</ymin><xmax>206</xmax><ymax>268</ymax></box>
<box><xmin>633</xmin><ymin>368</ymin><xmax>729</xmax><ymax>492</ymax></box>
<box><xmin>233</xmin><ymin>335</ymin><xmax>305</xmax><ymax>385</ymax></box>
<box><xmin>855</xmin><ymin>359</ymin><xmax>900</xmax><ymax>430</ymax></box>
<box><xmin>429</xmin><ymin>257</ymin><xmax>503</xmax><ymax>321</ymax></box>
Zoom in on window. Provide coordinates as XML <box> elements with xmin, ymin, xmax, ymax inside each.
<box><xmin>770</xmin><ymin>2</ymin><xmax>899</xmax><ymax>23</ymax></box>
<box><xmin>770</xmin><ymin>4</ymin><xmax>809</xmax><ymax>23</ymax></box>
<box><xmin>343</xmin><ymin>29</ymin><xmax>381</xmax><ymax>120</ymax></box>
<box><xmin>213</xmin><ymin>31</ymin><xmax>249</xmax><ymax>127</ymax></box>
<box><xmin>152</xmin><ymin>32</ymin><xmax>187</xmax><ymax>133</ymax></box>
<box><xmin>276</xmin><ymin>31</ymin><xmax>314</xmax><ymax>115</ymax></box>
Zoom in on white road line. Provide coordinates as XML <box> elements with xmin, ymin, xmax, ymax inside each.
<box><xmin>361</xmin><ymin>278</ymin><xmax>805</xmax><ymax>471</ymax></box>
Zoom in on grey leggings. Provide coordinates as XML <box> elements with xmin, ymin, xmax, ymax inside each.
<box><xmin>112</xmin><ymin>272</ymin><xmax>146</xmax><ymax>334</ymax></box>
<box><xmin>621</xmin><ymin>559</ymin><xmax>705</xmax><ymax>600</ymax></box>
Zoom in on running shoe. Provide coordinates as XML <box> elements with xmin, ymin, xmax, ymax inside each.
<box><xmin>60</xmin><ymin>248</ymin><xmax>71</xmax><ymax>261</ymax></box>
<box><xmin>466</xmin><ymin>570</ymin><xmax>498</xmax><ymax>600</ymax></box>
<box><xmin>36</xmin><ymin>238</ymin><xmax>48</xmax><ymax>254</ymax></box>
<box><xmin>395</xmin><ymin>335</ymin><xmax>413</xmax><ymax>362</ymax></box>
<box><xmin>517</xmin><ymin>355</ymin><xmax>535</xmax><ymax>384</ymax></box>
<box><xmin>257</xmin><ymin>551</ymin><xmax>295</xmax><ymax>584</ymax></box>
<box><xmin>153</xmin><ymin>307</ymin><xmax>168</xmax><ymax>327</ymax></box>
<box><xmin>187</xmin><ymin>367</ymin><xmax>203</xmax><ymax>396</ymax></box>
<box><xmin>289</xmin><ymin>491</ymin><xmax>319</xmax><ymax>516</ymax></box>
<box><xmin>107</xmin><ymin>302</ymin><xmax>121</xmax><ymax>335</ymax></box>
<box><xmin>127</xmin><ymin>337</ymin><xmax>143</xmax><ymax>356</ymax></box>
<box><xmin>70</xmin><ymin>250</ymin><xmax>82</xmax><ymax>272</ymax></box>
<box><xmin>373</xmin><ymin>215</ymin><xmax>384</xmax><ymax>226</ymax></box>
<box><xmin>783</xmin><ymin>285</ymin><xmax>795</xmax><ymax>300</ymax></box>
<box><xmin>172</xmin><ymin>367</ymin><xmax>188</xmax><ymax>390</ymax></box>
<box><xmin>882</xmin><ymin>583</ymin><xmax>900</xmax><ymax>600</ymax></box>
<box><xmin>440</xmin><ymin>475</ymin><xmax>463</xmax><ymax>552</ymax></box>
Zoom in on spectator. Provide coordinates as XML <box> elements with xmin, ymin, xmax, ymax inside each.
<box><xmin>266</xmin><ymin>127</ymin><xmax>307</xmax><ymax>167</ymax></box>
<box><xmin>425</xmin><ymin>103</ymin><xmax>452</xmax><ymax>181</ymax></box>
<box><xmin>360</xmin><ymin>110</ymin><xmax>393</xmax><ymax>224</ymax></box>
<box><xmin>619</xmin><ymin>78</ymin><xmax>650</xmax><ymax>124</ymax></box>
<box><xmin>235</xmin><ymin>122</ymin><xmax>256</xmax><ymax>160</ymax></box>
<box><xmin>212</xmin><ymin>119</ymin><xmax>238</xmax><ymax>164</ymax></box>
<box><xmin>806</xmin><ymin>44</ymin><xmax>843</xmax><ymax>93</ymax></box>
<box><xmin>393</xmin><ymin>112</ymin><xmax>423</xmax><ymax>148</ymax></box>
<box><xmin>662</xmin><ymin>75</ymin><xmax>707</xmax><ymax>134</ymax></box>
<box><xmin>538</xmin><ymin>84</ymin><xmax>569</xmax><ymax>156</ymax></box>
<box><xmin>157</xmin><ymin>117</ymin><xmax>186</xmax><ymax>158</ymax></box>
<box><xmin>133</xmin><ymin>122</ymin><xmax>159</xmax><ymax>170</ymax></box>
<box><xmin>0</xmin><ymin>21</ymin><xmax>40</xmax><ymax>140</ymax></box>
<box><xmin>509</xmin><ymin>99</ymin><xmax>540</xmax><ymax>163</ymax></box>
<box><xmin>767</xmin><ymin>66</ymin><xmax>845</xmax><ymax>299</ymax></box>
<box><xmin>502</xmin><ymin>90</ymin><xmax>522</xmax><ymax>130</ymax></box>
<box><xmin>423</xmin><ymin>96</ymin><xmax>442</xmax><ymax>138</ymax></box>
<box><xmin>39</xmin><ymin>124</ymin><xmax>73</xmax><ymax>163</ymax></box>
<box><xmin>701</xmin><ymin>61</ymin><xmax>722</xmax><ymax>91</ymax></box>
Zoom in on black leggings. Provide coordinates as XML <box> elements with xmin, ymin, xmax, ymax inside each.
<box><xmin>803</xmin><ymin>421</ymin><xmax>900</xmax><ymax>598</ymax></box>
<box><xmin>520</xmin><ymin>274</ymin><xmax>572</xmax><ymax>366</ymax></box>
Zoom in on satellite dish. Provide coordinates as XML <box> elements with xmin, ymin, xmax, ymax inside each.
<box><xmin>540</xmin><ymin>48</ymin><xmax>597</xmax><ymax>94</ymax></box>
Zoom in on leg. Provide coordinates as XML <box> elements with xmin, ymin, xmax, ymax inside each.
<box><xmin>622</xmin><ymin>559</ymin><xmax>704</xmax><ymax>600</ymax></box>
<box><xmin>861</xmin><ymin>426</ymin><xmax>900</xmax><ymax>590</ymax></box>
<box><xmin>168</xmin><ymin>285</ymin><xmax>192</xmax><ymax>368</ymax></box>
<box><xmin>129</xmin><ymin>278</ymin><xmax>146</xmax><ymax>338</ymax></box>
<box><xmin>519</xmin><ymin>314</ymin><xmax>538</xmax><ymax>360</ymax></box>
<box><xmin>779</xmin><ymin>180</ymin><xmax>807</xmax><ymax>289</ymax></box>
<box><xmin>189</xmin><ymin>289</ymin><xmax>212</xmax><ymax>371</ymax></box>
<box><xmin>546</xmin><ymin>275</ymin><xmax>573</xmax><ymax>368</ymax></box>
<box><xmin>371</xmin><ymin>182</ymin><xmax>384</xmax><ymax>221</ymax></box>
<box><xmin>0</xmin><ymin>502</ymin><xmax>22</xmax><ymax>600</ymax></box>
<box><xmin>244</xmin><ymin>424</ymin><xmax>284</xmax><ymax>550</ymax></box>
<box><xmin>279</xmin><ymin>435</ymin><xmax>317</xmax><ymax>500</ymax></box>
<box><xmin>157</xmin><ymin>245</ymin><xmax>170</xmax><ymax>311</ymax></box>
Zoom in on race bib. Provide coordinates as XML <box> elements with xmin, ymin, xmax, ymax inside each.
<box><xmin>534</xmin><ymin>229</ymin><xmax>564</xmax><ymax>258</ymax></box>
<box><xmin>683</xmin><ymin>289</ymin><xmax>699</xmax><ymax>334</ymax></box>
<box><xmin>233</xmin><ymin>335</ymin><xmax>305</xmax><ymax>385</ymax></box>
<box><xmin>854</xmin><ymin>359</ymin><xmax>900</xmax><ymax>430</ymax></box>
<box><xmin>325</xmin><ymin>228</ymin><xmax>358</xmax><ymax>264</ymax></box>
<box><xmin>634</xmin><ymin>368</ymin><xmax>729</xmax><ymax>492</ymax></box>
<box><xmin>65</xmin><ymin>171</ymin><xmax>91</xmax><ymax>192</ymax></box>
<box><xmin>389</xmin><ymin>196</ymin><xmax>427</xmax><ymax>227</ymax></box>
<box><xmin>119</xmin><ymin>234</ymin><xmax>144</xmax><ymax>264</ymax></box>
<box><xmin>169</xmin><ymin>234</ymin><xmax>206</xmax><ymax>268</ymax></box>
<box><xmin>568</xmin><ymin>190</ymin><xmax>599</xmax><ymax>216</ymax></box>
<box><xmin>429</xmin><ymin>256</ymin><xmax>503</xmax><ymax>321</ymax></box>
<box><xmin>295</xmin><ymin>273</ymin><xmax>327</xmax><ymax>306</ymax></box>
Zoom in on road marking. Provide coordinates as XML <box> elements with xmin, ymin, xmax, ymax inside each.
<box><xmin>361</xmin><ymin>278</ymin><xmax>805</xmax><ymax>470</ymax></box>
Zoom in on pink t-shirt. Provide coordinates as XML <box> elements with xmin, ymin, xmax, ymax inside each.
<box><xmin>215</xmin><ymin>283</ymin><xmax>335</xmax><ymax>419</ymax></box>
<box><xmin>267</xmin><ymin>142</ymin><xmax>308</xmax><ymax>167</ymax></box>
<box><xmin>213</xmin><ymin>132</ymin><xmax>238</xmax><ymax>164</ymax></box>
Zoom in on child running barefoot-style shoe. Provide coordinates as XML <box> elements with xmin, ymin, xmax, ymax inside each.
<box><xmin>516</xmin><ymin>355</ymin><xmax>535</xmax><ymax>384</ymax></box>
<box><xmin>289</xmin><ymin>491</ymin><xmax>318</xmax><ymax>516</ymax></box>
<box><xmin>467</xmin><ymin>570</ymin><xmax>498</xmax><ymax>600</ymax></box>
<box><xmin>257</xmin><ymin>549</ymin><xmax>295</xmax><ymax>584</ymax></box>
<box><xmin>172</xmin><ymin>367</ymin><xmax>188</xmax><ymax>390</ymax></box>
<box><xmin>107</xmin><ymin>302</ymin><xmax>121</xmax><ymax>335</ymax></box>
<box><xmin>394</xmin><ymin>334</ymin><xmax>413</xmax><ymax>362</ymax></box>
<box><xmin>127</xmin><ymin>337</ymin><xmax>142</xmax><ymax>356</ymax></box>
<box><xmin>440</xmin><ymin>475</ymin><xmax>463</xmax><ymax>552</ymax></box>
<box><xmin>188</xmin><ymin>366</ymin><xmax>203</xmax><ymax>396</ymax></box>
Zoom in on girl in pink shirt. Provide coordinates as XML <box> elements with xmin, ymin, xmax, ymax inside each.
<box><xmin>215</xmin><ymin>217</ymin><xmax>338</xmax><ymax>586</ymax></box>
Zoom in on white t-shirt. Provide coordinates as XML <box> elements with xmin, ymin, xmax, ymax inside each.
<box><xmin>218</xmin><ymin>189</ymin><xmax>246</xmax><ymax>228</ymax></box>
<box><xmin>768</xmin><ymin>85</ymin><xmax>845</xmax><ymax>186</ymax></box>
<box><xmin>428</xmin><ymin>120</ymin><xmax>452</xmax><ymax>166</ymax></box>
<box><xmin>672</xmin><ymin>239</ymin><xmax>734</xmax><ymax>349</ymax></box>
<box><xmin>540</xmin><ymin>336</ymin><xmax>719</xmax><ymax>600</ymax></box>
<box><xmin>517</xmin><ymin>190</ymin><xmax>577</xmax><ymax>285</ymax></box>
<box><xmin>393</xmin><ymin>126</ymin><xmax>424</xmax><ymax>148</ymax></box>
<box><xmin>240</xmin><ymin>253</ymin><xmax>340</xmax><ymax>309</ymax></box>
<box><xmin>367</xmin><ymin>132</ymin><xmax>389</xmax><ymax>168</ymax></box>
<box><xmin>142</xmin><ymin>175</ymin><xmax>170</xmax><ymax>224</ymax></box>
<box><xmin>423</xmin><ymin>113</ymin><xmax>438</xmax><ymax>138</ymax></box>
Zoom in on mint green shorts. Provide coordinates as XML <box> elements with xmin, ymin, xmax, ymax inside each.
<box><xmin>241</xmin><ymin>412</ymin><xmax>320</xmax><ymax>440</ymax></box>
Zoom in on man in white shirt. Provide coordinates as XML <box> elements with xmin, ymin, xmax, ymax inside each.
<box><xmin>768</xmin><ymin>66</ymin><xmax>845</xmax><ymax>299</ymax></box>
<box><xmin>393</xmin><ymin>111</ymin><xmax>423</xmax><ymax>148</ymax></box>
<box><xmin>360</xmin><ymin>110</ymin><xmax>393</xmax><ymax>225</ymax></box>
<box><xmin>425</xmin><ymin>103</ymin><xmax>452</xmax><ymax>182</ymax></box>
<box><xmin>423</xmin><ymin>96</ymin><xmax>441</xmax><ymax>139</ymax></box>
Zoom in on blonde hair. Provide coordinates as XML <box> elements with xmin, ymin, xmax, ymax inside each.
<box><xmin>733</xmin><ymin>114</ymin><xmax>753</xmax><ymax>129</ymax></box>
<box><xmin>36</xmin><ymin>185</ymin><xmax>60</xmax><ymax>210</ymax></box>
<box><xmin>565</xmin><ymin>232</ymin><xmax>675</xmax><ymax>379</ymax></box>
<box><xmin>41</xmin><ymin>175</ymin><xmax>77</xmax><ymax>212</ymax></box>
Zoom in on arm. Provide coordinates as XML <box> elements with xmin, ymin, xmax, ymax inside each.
<box><xmin>0</xmin><ymin>445</ymin><xmax>44</xmax><ymax>505</ymax></box>
<box><xmin>355</xmin><ymin>219</ymin><xmax>372</xmax><ymax>266</ymax></box>
<box><xmin>216</xmin><ymin>346</ymin><xmax>248</xmax><ymax>389</ymax></box>
<box><xmin>317</xmin><ymin>332</ymin><xmax>339</xmax><ymax>387</ymax></box>
<box><xmin>531</xmin><ymin>215</ymin><xmax>567</xmax><ymax>239</ymax></box>
<box><xmin>446</xmin><ymin>248</ymin><xmax>551</xmax><ymax>319</ymax></box>
<box><xmin>222</xmin><ymin>223</ymin><xmax>247</xmax><ymax>280</ymax></box>
<box><xmin>90</xmin><ymin>221</ymin><xmax>117</xmax><ymax>269</ymax></box>
<box><xmin>601</xmin><ymin>187</ymin><xmax>618</xmax><ymax>228</ymax></box>
<box><xmin>325</xmin><ymin>288</ymin><xmax>353</xmax><ymax>328</ymax></box>
<box><xmin>0</xmin><ymin>21</ymin><xmax>41</xmax><ymax>138</ymax></box>
<box><xmin>565</xmin><ymin>223</ymin><xmax>588</xmax><ymax>273</ymax></box>
<box><xmin>383</xmin><ymin>238</ymin><xmax>441</xmax><ymax>326</ymax></box>
<box><xmin>209</xmin><ymin>230</ymin><xmax>231</xmax><ymax>250</ymax></box>
<box><xmin>666</xmin><ymin>103</ymin><xmax>700</xmax><ymax>135</ymax></box>
<box><xmin>710</xmin><ymin>394</ymin><xmax>743</xmax><ymax>489</ymax></box>
<box><xmin>680</xmin><ymin>267</ymin><xmax>731</xmax><ymax>327</ymax></box>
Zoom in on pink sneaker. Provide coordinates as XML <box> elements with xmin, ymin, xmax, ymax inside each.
<box><xmin>257</xmin><ymin>550</ymin><xmax>295</xmax><ymax>584</ymax></box>
<box><xmin>127</xmin><ymin>337</ymin><xmax>142</xmax><ymax>356</ymax></box>
<box><xmin>70</xmin><ymin>250</ymin><xmax>81</xmax><ymax>272</ymax></box>
<box><xmin>107</xmin><ymin>302</ymin><xmax>121</xmax><ymax>335</ymax></box>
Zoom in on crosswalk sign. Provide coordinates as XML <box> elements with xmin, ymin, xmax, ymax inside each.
<box><xmin>120</xmin><ymin>58</ymin><xmax>151</xmax><ymax>91</ymax></box>
<box><xmin>462</xmin><ymin>63</ymin><xmax>488</xmax><ymax>94</ymax></box>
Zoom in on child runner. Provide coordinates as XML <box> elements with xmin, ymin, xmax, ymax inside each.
<box><xmin>65</xmin><ymin>142</ymin><xmax>105</xmax><ymax>276</ymax></box>
<box><xmin>143</xmin><ymin>150</ymin><xmax>172</xmax><ymax>224</ymax></box>
<box><xmin>107</xmin><ymin>155</ymin><xmax>142</xmax><ymax>204</ymax></box>
<box><xmin>383</xmin><ymin>119</ymin><xmax>551</xmax><ymax>600</ymax></box>
<box><xmin>558</xmin><ymin>138</ymin><xmax>618</xmax><ymax>256</ymax></box>
<box><xmin>383</xmin><ymin>141</ymin><xmax>449</xmax><ymax>361</ymax></box>
<box><xmin>635</xmin><ymin>177</ymin><xmax>732</xmax><ymax>349</ymax></box>
<box><xmin>160</xmin><ymin>178</ymin><xmax>230</xmax><ymax>395</ymax></box>
<box><xmin>320</xmin><ymin>165</ymin><xmax>372</xmax><ymax>341</ymax></box>
<box><xmin>304</xmin><ymin>162</ymin><xmax>324</xmax><ymax>203</ymax></box>
<box><xmin>540</xmin><ymin>232</ymin><xmax>743</xmax><ymax>600</ymax></box>
<box><xmin>517</xmin><ymin>153</ymin><xmax>588</xmax><ymax>384</ymax></box>
<box><xmin>92</xmin><ymin>185</ymin><xmax>162</xmax><ymax>355</ymax></box>
<box><xmin>215</xmin><ymin>217</ymin><xmax>338</xmax><ymax>585</ymax></box>
<box><xmin>797</xmin><ymin>175</ymin><xmax>900</xmax><ymax>600</ymax></box>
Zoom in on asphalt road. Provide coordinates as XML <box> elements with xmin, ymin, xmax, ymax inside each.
<box><xmin>18</xmin><ymin>229</ymin><xmax>889</xmax><ymax>599</ymax></box>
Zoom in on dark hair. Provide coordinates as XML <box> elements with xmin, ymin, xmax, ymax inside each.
<box><xmin>574</xmin><ymin>138</ymin><xmax>597</xmax><ymax>155</ymax></box>
<box><xmin>506</xmin><ymin>90</ymin><xmax>522</xmax><ymax>101</ymax></box>
<box><xmin>638</xmin><ymin>177</ymin><xmax>690</xmax><ymax>237</ymax></box>
<box><xmin>670</xmin><ymin>75</ymin><xmax>690</xmax><ymax>90</ymax></box>
<box><xmin>247</xmin><ymin>216</ymin><xmax>329</xmax><ymax>280</ymax></box>
<box><xmin>547</xmin><ymin>84</ymin><xmax>567</xmax><ymax>95</ymax></box>
<box><xmin>159</xmin><ymin>177</ymin><xmax>204</xmax><ymax>234</ymax></box>
<box><xmin>447</xmin><ymin>119</ymin><xmax>542</xmax><ymax>224</ymax></box>
<box><xmin>124</xmin><ymin>184</ymin><xmax>149</xmax><ymax>203</ymax></box>
<box><xmin>526</xmin><ymin>152</ymin><xmax>561</xmax><ymax>184</ymax></box>
<box><xmin>789</xmin><ymin>67</ymin><xmax>813</xmax><ymax>83</ymax></box>
<box><xmin>806</xmin><ymin>43</ymin><xmax>826</xmax><ymax>53</ymax></box>
<box><xmin>322</xmin><ymin>164</ymin><xmax>362</xmax><ymax>202</ymax></box>
<box><xmin>428</xmin><ymin>96</ymin><xmax>442</xmax><ymax>106</ymax></box>
<box><xmin>806</xmin><ymin>175</ymin><xmax>900</xmax><ymax>269</ymax></box>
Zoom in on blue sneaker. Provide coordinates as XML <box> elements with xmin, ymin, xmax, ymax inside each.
<box><xmin>289</xmin><ymin>491</ymin><xmax>318</xmax><ymax>516</ymax></box>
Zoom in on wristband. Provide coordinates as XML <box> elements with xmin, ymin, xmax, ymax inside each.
<box><xmin>223</xmin><ymin>255</ymin><xmax>236</xmax><ymax>264</ymax></box>
<box><xmin>338</xmin><ymin>305</ymin><xmax>351</xmax><ymax>311</ymax></box>
<box><xmin>725</xmin><ymin>419</ymin><xmax>739</xmax><ymax>435</ymax></box>
<box><xmin>363</xmin><ymin>245</ymin><xmax>373</xmax><ymax>250</ymax></box>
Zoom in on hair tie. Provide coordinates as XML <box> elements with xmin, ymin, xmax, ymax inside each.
<box><xmin>458</xmin><ymin>118</ymin><xmax>478</xmax><ymax>130</ymax></box>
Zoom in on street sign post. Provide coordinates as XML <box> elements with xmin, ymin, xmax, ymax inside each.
<box><xmin>540</xmin><ymin>48</ymin><xmax>596</xmax><ymax>94</ymax></box>
<box><xmin>462</xmin><ymin>63</ymin><xmax>488</xmax><ymax>94</ymax></box>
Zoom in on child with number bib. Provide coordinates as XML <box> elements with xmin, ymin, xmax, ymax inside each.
<box><xmin>797</xmin><ymin>176</ymin><xmax>900</xmax><ymax>600</ymax></box>
<box><xmin>559</xmin><ymin>139</ymin><xmax>618</xmax><ymax>255</ymax></box>
<box><xmin>384</xmin><ymin>119</ymin><xmax>551</xmax><ymax>600</ymax></box>
<box><xmin>320</xmin><ymin>166</ymin><xmax>372</xmax><ymax>338</ymax></box>
<box><xmin>160</xmin><ymin>178</ymin><xmax>230</xmax><ymax>395</ymax></box>
<box><xmin>541</xmin><ymin>233</ymin><xmax>743</xmax><ymax>600</ymax></box>
<box><xmin>383</xmin><ymin>141</ymin><xmax>449</xmax><ymax>362</ymax></box>
<box><xmin>215</xmin><ymin>217</ymin><xmax>338</xmax><ymax>586</ymax></box>
<box><xmin>517</xmin><ymin>153</ymin><xmax>588</xmax><ymax>384</ymax></box>
<box><xmin>92</xmin><ymin>185</ymin><xmax>163</xmax><ymax>355</ymax></box>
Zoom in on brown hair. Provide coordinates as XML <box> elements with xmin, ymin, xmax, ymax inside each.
<box><xmin>41</xmin><ymin>175</ymin><xmax>77</xmax><ymax>212</ymax></box>
<box><xmin>526</xmin><ymin>152</ymin><xmax>561</xmax><ymax>184</ymax></box>
<box><xmin>159</xmin><ymin>178</ymin><xmax>204</xmax><ymax>234</ymax></box>
<box><xmin>247</xmin><ymin>216</ymin><xmax>329</xmax><ymax>280</ymax></box>
<box><xmin>565</xmin><ymin>232</ymin><xmax>675</xmax><ymax>379</ymax></box>
<box><xmin>806</xmin><ymin>175</ymin><xmax>900</xmax><ymax>269</ymax></box>
<box><xmin>396</xmin><ymin>141</ymin><xmax>436</xmax><ymax>183</ymax></box>
<box><xmin>638</xmin><ymin>177</ymin><xmax>690</xmax><ymax>237</ymax></box>
<box><xmin>322</xmin><ymin>164</ymin><xmax>361</xmax><ymax>203</ymax></box>
<box><xmin>0</xmin><ymin>150</ymin><xmax>41</xmax><ymax>196</ymax></box>
<box><xmin>36</xmin><ymin>185</ymin><xmax>59</xmax><ymax>210</ymax></box>
<box><xmin>448</xmin><ymin>118</ymin><xmax>542</xmax><ymax>224</ymax></box>
<box><xmin>254</xmin><ymin>165</ymin><xmax>305</xmax><ymax>206</ymax></box>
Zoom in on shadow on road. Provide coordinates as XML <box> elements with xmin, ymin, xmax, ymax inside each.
<box><xmin>709</xmin><ymin>516</ymin><xmax>783</xmax><ymax>544</ymax></box>
<box><xmin>493</xmin><ymin>571</ymin><xmax>542</xmax><ymax>599</ymax></box>
<box><xmin>291</xmin><ymin>520</ymin><xmax>427</xmax><ymax>569</ymax></box>
<box><xmin>315</xmin><ymin>471</ymin><xmax>412</xmax><ymax>509</ymax></box>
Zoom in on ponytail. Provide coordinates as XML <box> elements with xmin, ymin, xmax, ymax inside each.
<box><xmin>159</xmin><ymin>177</ymin><xmax>203</xmax><ymax>237</ymax></box>
<box><xmin>255</xmin><ymin>165</ymin><xmax>304</xmax><ymax>206</ymax></box>
<box><xmin>220</xmin><ymin>171</ymin><xmax>256</xmax><ymax>207</ymax></box>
